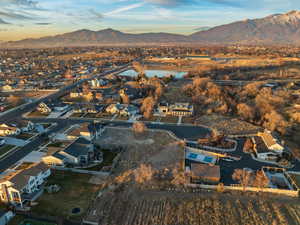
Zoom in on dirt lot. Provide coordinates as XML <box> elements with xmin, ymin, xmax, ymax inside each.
<box><xmin>195</xmin><ymin>114</ymin><xmax>262</xmax><ymax>135</ymax></box>
<box><xmin>95</xmin><ymin>127</ymin><xmax>183</xmax><ymax>173</ymax></box>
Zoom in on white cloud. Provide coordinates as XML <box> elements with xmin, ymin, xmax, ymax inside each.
<box><xmin>104</xmin><ymin>3</ymin><xmax>145</xmax><ymax>16</ymax></box>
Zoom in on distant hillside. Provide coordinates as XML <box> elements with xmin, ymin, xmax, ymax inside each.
<box><xmin>4</xmin><ymin>10</ymin><xmax>300</xmax><ymax>47</ymax></box>
<box><xmin>190</xmin><ymin>10</ymin><xmax>300</xmax><ymax>44</ymax></box>
<box><xmin>3</xmin><ymin>28</ymin><xmax>189</xmax><ymax>47</ymax></box>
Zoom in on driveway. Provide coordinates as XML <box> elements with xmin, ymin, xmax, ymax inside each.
<box><xmin>3</xmin><ymin>137</ymin><xmax>27</xmax><ymax>147</ymax></box>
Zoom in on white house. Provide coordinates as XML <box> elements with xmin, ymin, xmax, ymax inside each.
<box><xmin>0</xmin><ymin>162</ymin><xmax>51</xmax><ymax>208</ymax></box>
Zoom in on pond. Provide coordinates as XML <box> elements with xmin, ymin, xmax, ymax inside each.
<box><xmin>119</xmin><ymin>69</ymin><xmax>187</xmax><ymax>79</ymax></box>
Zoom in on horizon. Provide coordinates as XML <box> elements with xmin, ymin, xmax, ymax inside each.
<box><xmin>0</xmin><ymin>0</ymin><xmax>300</xmax><ymax>42</ymax></box>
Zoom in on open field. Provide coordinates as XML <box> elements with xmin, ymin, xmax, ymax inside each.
<box><xmin>31</xmin><ymin>171</ymin><xmax>100</xmax><ymax>220</ymax></box>
<box><xmin>86</xmin><ymin>188</ymin><xmax>300</xmax><ymax>225</ymax></box>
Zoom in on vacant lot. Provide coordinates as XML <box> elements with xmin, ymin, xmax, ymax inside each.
<box><xmin>32</xmin><ymin>171</ymin><xmax>100</xmax><ymax>220</ymax></box>
<box><xmin>95</xmin><ymin>127</ymin><xmax>183</xmax><ymax>173</ymax></box>
<box><xmin>195</xmin><ymin>114</ymin><xmax>262</xmax><ymax>135</ymax></box>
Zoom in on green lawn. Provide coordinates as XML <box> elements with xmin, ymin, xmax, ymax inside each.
<box><xmin>19</xmin><ymin>219</ymin><xmax>57</xmax><ymax>225</ymax></box>
<box><xmin>31</xmin><ymin>171</ymin><xmax>99</xmax><ymax>219</ymax></box>
<box><xmin>85</xmin><ymin>149</ymin><xmax>118</xmax><ymax>171</ymax></box>
<box><xmin>0</xmin><ymin>145</ymin><xmax>15</xmax><ymax>157</ymax></box>
<box><xmin>8</xmin><ymin>215</ymin><xmax>25</xmax><ymax>225</ymax></box>
<box><xmin>15</xmin><ymin>133</ymin><xmax>35</xmax><ymax>140</ymax></box>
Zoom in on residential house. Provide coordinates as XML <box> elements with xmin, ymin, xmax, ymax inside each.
<box><xmin>158</xmin><ymin>102</ymin><xmax>194</xmax><ymax>117</ymax></box>
<box><xmin>106</xmin><ymin>103</ymin><xmax>139</xmax><ymax>116</ymax></box>
<box><xmin>0</xmin><ymin>162</ymin><xmax>51</xmax><ymax>208</ymax></box>
<box><xmin>257</xmin><ymin>130</ymin><xmax>284</xmax><ymax>152</ymax></box>
<box><xmin>0</xmin><ymin>124</ymin><xmax>21</xmax><ymax>136</ymax></box>
<box><xmin>67</xmin><ymin>122</ymin><xmax>103</xmax><ymax>141</ymax></box>
<box><xmin>190</xmin><ymin>163</ymin><xmax>220</xmax><ymax>184</ymax></box>
<box><xmin>1</xmin><ymin>85</ymin><xmax>13</xmax><ymax>91</ymax></box>
<box><xmin>43</xmin><ymin>137</ymin><xmax>99</xmax><ymax>167</ymax></box>
<box><xmin>10</xmin><ymin>121</ymin><xmax>35</xmax><ymax>133</ymax></box>
<box><xmin>36</xmin><ymin>102</ymin><xmax>52</xmax><ymax>114</ymax></box>
<box><xmin>73</xmin><ymin>104</ymin><xmax>104</xmax><ymax>114</ymax></box>
<box><xmin>119</xmin><ymin>85</ymin><xmax>146</xmax><ymax>100</ymax></box>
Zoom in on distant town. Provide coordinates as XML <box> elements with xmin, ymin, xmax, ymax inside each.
<box><xmin>0</xmin><ymin>45</ymin><xmax>299</xmax><ymax>225</ymax></box>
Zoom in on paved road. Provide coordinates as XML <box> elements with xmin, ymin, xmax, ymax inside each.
<box><xmin>27</xmin><ymin>117</ymin><xmax>211</xmax><ymax>141</ymax></box>
<box><xmin>0</xmin><ymin>121</ymin><xmax>70</xmax><ymax>173</ymax></box>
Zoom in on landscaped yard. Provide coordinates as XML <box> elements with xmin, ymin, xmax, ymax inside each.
<box><xmin>85</xmin><ymin>148</ymin><xmax>118</xmax><ymax>171</ymax></box>
<box><xmin>31</xmin><ymin>171</ymin><xmax>100</xmax><ymax>219</ymax></box>
<box><xmin>27</xmin><ymin>111</ymin><xmax>49</xmax><ymax>117</ymax></box>
<box><xmin>160</xmin><ymin>116</ymin><xmax>179</xmax><ymax>123</ymax></box>
<box><xmin>117</xmin><ymin>115</ymin><xmax>129</xmax><ymax>121</ymax></box>
<box><xmin>69</xmin><ymin>112</ymin><xmax>84</xmax><ymax>118</ymax></box>
<box><xmin>138</xmin><ymin>116</ymin><xmax>160</xmax><ymax>122</ymax></box>
<box><xmin>182</xmin><ymin>117</ymin><xmax>195</xmax><ymax>124</ymax></box>
<box><xmin>95</xmin><ymin>112</ymin><xmax>113</xmax><ymax>119</ymax></box>
<box><xmin>19</xmin><ymin>219</ymin><xmax>57</xmax><ymax>225</ymax></box>
<box><xmin>0</xmin><ymin>144</ymin><xmax>15</xmax><ymax>157</ymax></box>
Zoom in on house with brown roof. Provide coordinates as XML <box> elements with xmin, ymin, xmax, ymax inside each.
<box><xmin>0</xmin><ymin>162</ymin><xmax>51</xmax><ymax>208</ymax></box>
<box><xmin>190</xmin><ymin>163</ymin><xmax>220</xmax><ymax>184</ymax></box>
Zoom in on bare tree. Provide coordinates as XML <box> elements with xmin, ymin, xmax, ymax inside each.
<box><xmin>141</xmin><ymin>96</ymin><xmax>155</xmax><ymax>119</ymax></box>
<box><xmin>232</xmin><ymin>169</ymin><xmax>252</xmax><ymax>191</ymax></box>
<box><xmin>134</xmin><ymin>164</ymin><xmax>155</xmax><ymax>184</ymax></box>
<box><xmin>7</xmin><ymin>95</ymin><xmax>21</xmax><ymax>107</ymax></box>
<box><xmin>237</xmin><ymin>103</ymin><xmax>255</xmax><ymax>121</ymax></box>
<box><xmin>133</xmin><ymin>62</ymin><xmax>145</xmax><ymax>75</ymax></box>
<box><xmin>132</xmin><ymin>122</ymin><xmax>147</xmax><ymax>136</ymax></box>
<box><xmin>253</xmin><ymin>170</ymin><xmax>269</xmax><ymax>190</ymax></box>
<box><xmin>243</xmin><ymin>138</ymin><xmax>254</xmax><ymax>153</ymax></box>
<box><xmin>171</xmin><ymin>167</ymin><xmax>188</xmax><ymax>186</ymax></box>
<box><xmin>121</xmin><ymin>94</ymin><xmax>130</xmax><ymax>104</ymax></box>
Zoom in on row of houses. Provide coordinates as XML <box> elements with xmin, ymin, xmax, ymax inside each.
<box><xmin>0</xmin><ymin>162</ymin><xmax>51</xmax><ymax>208</ymax></box>
<box><xmin>0</xmin><ymin>121</ymin><xmax>35</xmax><ymax>136</ymax></box>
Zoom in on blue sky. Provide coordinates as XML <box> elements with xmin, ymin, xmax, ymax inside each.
<box><xmin>0</xmin><ymin>0</ymin><xmax>299</xmax><ymax>41</ymax></box>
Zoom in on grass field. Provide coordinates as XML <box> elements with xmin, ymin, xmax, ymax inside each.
<box><xmin>15</xmin><ymin>133</ymin><xmax>35</xmax><ymax>140</ymax></box>
<box><xmin>31</xmin><ymin>171</ymin><xmax>100</xmax><ymax>220</ymax></box>
<box><xmin>0</xmin><ymin>144</ymin><xmax>15</xmax><ymax>157</ymax></box>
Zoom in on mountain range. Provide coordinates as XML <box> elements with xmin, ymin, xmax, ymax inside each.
<box><xmin>4</xmin><ymin>10</ymin><xmax>300</xmax><ymax>47</ymax></box>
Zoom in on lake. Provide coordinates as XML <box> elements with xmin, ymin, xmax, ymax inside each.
<box><xmin>119</xmin><ymin>69</ymin><xmax>187</xmax><ymax>79</ymax></box>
